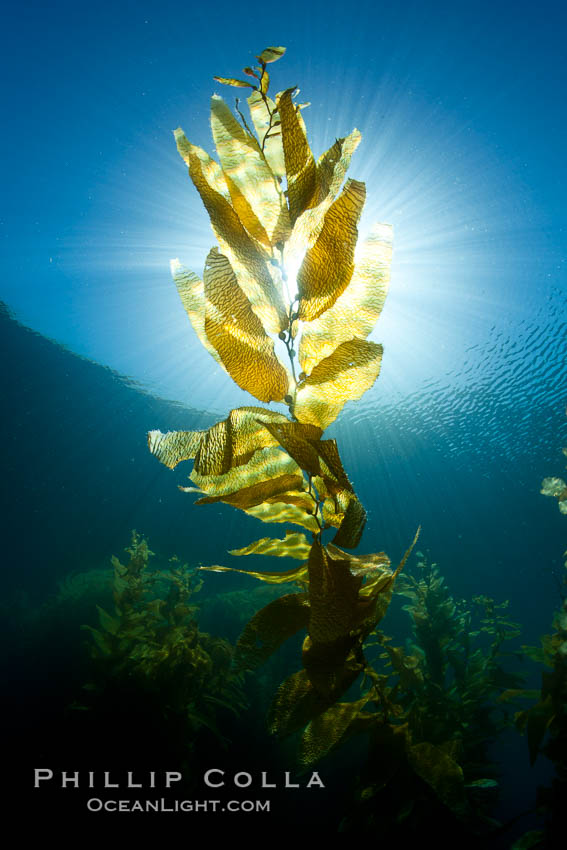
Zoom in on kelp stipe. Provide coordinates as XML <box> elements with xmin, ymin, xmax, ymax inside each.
<box><xmin>148</xmin><ymin>46</ymin><xmax>418</xmax><ymax>761</ymax></box>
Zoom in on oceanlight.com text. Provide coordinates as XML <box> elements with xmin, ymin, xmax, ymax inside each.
<box><xmin>86</xmin><ymin>798</ymin><xmax>270</xmax><ymax>813</ymax></box>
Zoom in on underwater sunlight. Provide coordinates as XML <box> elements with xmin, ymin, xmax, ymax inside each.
<box><xmin>3</xmin><ymin>3</ymin><xmax>567</xmax><ymax>843</ymax></box>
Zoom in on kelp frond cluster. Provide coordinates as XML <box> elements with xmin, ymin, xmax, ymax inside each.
<box><xmin>159</xmin><ymin>46</ymin><xmax>390</xmax><ymax>427</ymax></box>
<box><xmin>325</xmin><ymin>555</ymin><xmax>524</xmax><ymax>835</ymax></box>
<box><xmin>81</xmin><ymin>532</ymin><xmax>245</xmax><ymax>739</ymax></box>
<box><xmin>541</xmin><ymin>445</ymin><xmax>567</xmax><ymax>515</ymax></box>
<box><xmin>516</xmin><ymin>440</ymin><xmax>567</xmax><ymax>768</ymax></box>
<box><xmin>148</xmin><ymin>45</ymin><xmax>412</xmax><ymax>762</ymax></box>
<box><xmin>508</xmin><ymin>432</ymin><xmax>567</xmax><ymax>848</ymax></box>
<box><xmin>383</xmin><ymin>556</ymin><xmax>522</xmax><ymax>771</ymax></box>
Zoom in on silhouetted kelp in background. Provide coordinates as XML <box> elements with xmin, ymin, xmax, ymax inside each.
<box><xmin>508</xmin><ymin>437</ymin><xmax>567</xmax><ymax>849</ymax></box>
<box><xmin>79</xmin><ymin>531</ymin><xmax>246</xmax><ymax>744</ymax></box>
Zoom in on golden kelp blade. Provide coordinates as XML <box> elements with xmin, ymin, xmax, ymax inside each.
<box><xmin>297</xmin><ymin>179</ymin><xmax>366</xmax><ymax>322</ymax></box>
<box><xmin>392</xmin><ymin>525</ymin><xmax>421</xmax><ymax>580</ymax></box>
<box><xmin>147</xmin><ymin>407</ymin><xmax>290</xmax><ymax>474</ymax></box>
<box><xmin>190</xmin><ymin>445</ymin><xmax>300</xmax><ymax>498</ymax></box>
<box><xmin>170</xmin><ymin>260</ymin><xmax>225</xmax><ymax>368</ymax></box>
<box><xmin>284</xmin><ymin>129</ymin><xmax>362</xmax><ymax>261</ymax></box>
<box><xmin>203</xmin><ymin>248</ymin><xmax>289</xmax><ymax>403</ymax></box>
<box><xmin>245</xmin><ymin>497</ymin><xmax>320</xmax><ymax>532</ymax></box>
<box><xmin>358</xmin><ymin>527</ymin><xmax>420</xmax><ymax>626</ymax></box>
<box><xmin>247</xmin><ymin>91</ymin><xmax>285</xmax><ymax>178</ymax></box>
<box><xmin>269</xmin><ymin>655</ymin><xmax>365</xmax><ymax>738</ymax></box>
<box><xmin>314</xmin><ymin>131</ymin><xmax>362</xmax><ymax>207</ymax></box>
<box><xmin>259</xmin><ymin>423</ymin><xmax>357</xmax><ymax>510</ymax></box>
<box><xmin>263</xmin><ymin>489</ymin><xmax>317</xmax><ymax>512</ymax></box>
<box><xmin>174</xmin><ymin>132</ymin><xmax>231</xmax><ymax>200</ymax></box>
<box><xmin>307</xmin><ymin>540</ymin><xmax>362</xmax><ymax>645</ymax></box>
<box><xmin>260</xmin><ymin>69</ymin><xmax>270</xmax><ymax>95</ymax></box>
<box><xmin>235</xmin><ymin>592</ymin><xmax>310</xmax><ymax>669</ymax></box>
<box><xmin>230</xmin><ymin>532</ymin><xmax>312</xmax><ymax>560</ymax></box>
<box><xmin>298</xmin><ymin>693</ymin><xmax>373</xmax><ymax>767</ymax></box>
<box><xmin>332</xmin><ymin>494</ymin><xmax>367</xmax><ymax>549</ymax></box>
<box><xmin>199</xmin><ymin>562</ymin><xmax>309</xmax><ymax>585</ymax></box>
<box><xmin>210</xmin><ymin>95</ymin><xmax>290</xmax><ymax>247</ymax></box>
<box><xmin>359</xmin><ymin>526</ymin><xmax>420</xmax><ymax>598</ymax></box>
<box><xmin>298</xmin><ymin>222</ymin><xmax>392</xmax><ymax>375</ymax></box>
<box><xmin>195</xmin><ymin>473</ymin><xmax>304</xmax><ymax>508</ymax></box>
<box><xmin>278</xmin><ymin>88</ymin><xmax>317</xmax><ymax>223</ymax></box>
<box><xmin>294</xmin><ymin>339</ymin><xmax>383</xmax><ymax>429</ymax></box>
<box><xmin>259</xmin><ymin>419</ymin><xmax>324</xmax><ymax>478</ymax></box>
<box><xmin>302</xmin><ymin>641</ymin><xmax>364</xmax><ymax>702</ymax></box>
<box><xmin>268</xmin><ymin>669</ymin><xmax>333</xmax><ymax>737</ymax></box>
<box><xmin>189</xmin><ymin>442</ymin><xmax>318</xmax><ymax>525</ymax></box>
<box><xmin>257</xmin><ymin>46</ymin><xmax>286</xmax><ymax>64</ymax></box>
<box><xmin>147</xmin><ymin>429</ymin><xmax>203</xmax><ymax>470</ymax></box>
<box><xmin>320</xmin><ymin>495</ymin><xmax>347</xmax><ymax>530</ymax></box>
<box><xmin>213</xmin><ymin>76</ymin><xmax>256</xmax><ymax>88</ymax></box>
<box><xmin>194</xmin><ymin>407</ymin><xmax>290</xmax><ymax>476</ymax></box>
<box><xmin>315</xmin><ymin>440</ymin><xmax>354</xmax><ymax>493</ymax></box>
<box><xmin>307</xmin><ymin>475</ymin><xmax>346</xmax><ymax>524</ymax></box>
<box><xmin>326</xmin><ymin>543</ymin><xmax>391</xmax><ymax>576</ymax></box>
<box><xmin>175</xmin><ymin>131</ymin><xmax>288</xmax><ymax>334</ymax></box>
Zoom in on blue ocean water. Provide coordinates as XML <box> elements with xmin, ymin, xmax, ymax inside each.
<box><xmin>2</xmin><ymin>0</ymin><xmax>567</xmax><ymax>841</ymax></box>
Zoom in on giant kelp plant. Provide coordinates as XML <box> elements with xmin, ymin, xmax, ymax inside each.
<box><xmin>327</xmin><ymin>554</ymin><xmax>524</xmax><ymax>837</ymax></box>
<box><xmin>510</xmin><ymin>442</ymin><xmax>567</xmax><ymax>848</ymax></box>
<box><xmin>381</xmin><ymin>555</ymin><xmax>523</xmax><ymax>774</ymax></box>
<box><xmin>80</xmin><ymin>532</ymin><xmax>246</xmax><ymax>746</ymax></box>
<box><xmin>148</xmin><ymin>45</ymin><xmax>420</xmax><ymax>760</ymax></box>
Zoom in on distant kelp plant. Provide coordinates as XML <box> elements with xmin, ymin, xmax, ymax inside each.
<box><xmin>541</xmin><ymin>442</ymin><xmax>567</xmax><ymax>515</ymax></box>
<box><xmin>80</xmin><ymin>532</ymin><xmax>246</xmax><ymax>743</ymax></box>
<box><xmin>148</xmin><ymin>46</ymin><xmax>419</xmax><ymax>760</ymax></box>
<box><xmin>332</xmin><ymin>554</ymin><xmax>524</xmax><ymax>836</ymax></box>
<box><xmin>392</xmin><ymin>555</ymin><xmax>523</xmax><ymax>771</ymax></box>
<box><xmin>511</xmin><ymin>438</ymin><xmax>567</xmax><ymax>849</ymax></box>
